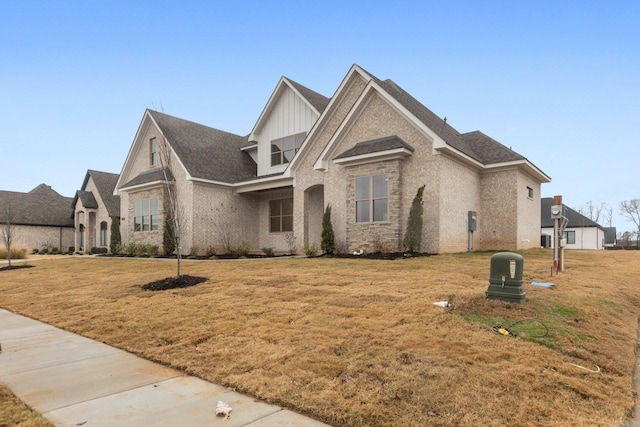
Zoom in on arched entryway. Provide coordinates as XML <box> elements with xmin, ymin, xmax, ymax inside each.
<box><xmin>304</xmin><ymin>185</ymin><xmax>324</xmax><ymax>248</ymax></box>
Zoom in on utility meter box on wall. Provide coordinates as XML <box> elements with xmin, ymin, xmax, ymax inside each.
<box><xmin>468</xmin><ymin>211</ymin><xmax>477</xmax><ymax>232</ymax></box>
<box><xmin>486</xmin><ymin>252</ymin><xmax>526</xmax><ymax>303</ymax></box>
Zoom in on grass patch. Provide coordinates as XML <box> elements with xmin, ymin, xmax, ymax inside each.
<box><xmin>0</xmin><ymin>383</ymin><xmax>53</xmax><ymax>427</ymax></box>
<box><xmin>1</xmin><ymin>250</ymin><xmax>639</xmax><ymax>426</ymax></box>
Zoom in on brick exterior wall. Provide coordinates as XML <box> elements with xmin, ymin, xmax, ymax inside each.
<box><xmin>9</xmin><ymin>225</ymin><xmax>74</xmax><ymax>253</ymax></box>
<box><xmin>190</xmin><ymin>183</ymin><xmax>260</xmax><ymax>255</ymax></box>
<box><xmin>479</xmin><ymin>169</ymin><xmax>518</xmax><ymax>250</ymax></box>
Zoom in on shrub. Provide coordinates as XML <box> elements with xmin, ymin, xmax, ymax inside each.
<box><xmin>233</xmin><ymin>241</ymin><xmax>251</xmax><ymax>257</ymax></box>
<box><xmin>90</xmin><ymin>247</ymin><xmax>108</xmax><ymax>254</ymax></box>
<box><xmin>40</xmin><ymin>248</ymin><xmax>49</xmax><ymax>254</ymax></box>
<box><xmin>32</xmin><ymin>248</ymin><xmax>39</xmax><ymax>254</ymax></box>
<box><xmin>304</xmin><ymin>244</ymin><xmax>318</xmax><ymax>257</ymax></box>
<box><xmin>110</xmin><ymin>216</ymin><xmax>121</xmax><ymax>254</ymax></box>
<box><xmin>403</xmin><ymin>185</ymin><xmax>425</xmax><ymax>253</ymax></box>
<box><xmin>262</xmin><ymin>247</ymin><xmax>274</xmax><ymax>257</ymax></box>
<box><xmin>0</xmin><ymin>247</ymin><xmax>27</xmax><ymax>260</ymax></box>
<box><xmin>163</xmin><ymin>217</ymin><xmax>176</xmax><ymax>255</ymax></box>
<box><xmin>321</xmin><ymin>204</ymin><xmax>335</xmax><ymax>255</ymax></box>
<box><xmin>68</xmin><ymin>246</ymin><xmax>75</xmax><ymax>253</ymax></box>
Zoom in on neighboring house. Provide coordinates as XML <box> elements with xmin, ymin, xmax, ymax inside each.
<box><xmin>0</xmin><ymin>184</ymin><xmax>74</xmax><ymax>252</ymax></box>
<box><xmin>72</xmin><ymin>170</ymin><xmax>121</xmax><ymax>253</ymax></box>
<box><xmin>540</xmin><ymin>197</ymin><xmax>606</xmax><ymax>250</ymax></box>
<box><xmin>604</xmin><ymin>227</ymin><xmax>617</xmax><ymax>248</ymax></box>
<box><xmin>115</xmin><ymin>64</ymin><xmax>551</xmax><ymax>255</ymax></box>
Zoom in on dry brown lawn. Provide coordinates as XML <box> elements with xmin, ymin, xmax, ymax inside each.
<box><xmin>1</xmin><ymin>249</ymin><xmax>639</xmax><ymax>426</ymax></box>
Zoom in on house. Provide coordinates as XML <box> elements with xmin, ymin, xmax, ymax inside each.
<box><xmin>114</xmin><ymin>65</ymin><xmax>551</xmax><ymax>255</ymax></box>
<box><xmin>0</xmin><ymin>184</ymin><xmax>74</xmax><ymax>252</ymax></box>
<box><xmin>72</xmin><ymin>170</ymin><xmax>121</xmax><ymax>253</ymax></box>
<box><xmin>540</xmin><ymin>197</ymin><xmax>606</xmax><ymax>250</ymax></box>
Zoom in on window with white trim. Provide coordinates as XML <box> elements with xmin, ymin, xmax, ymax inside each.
<box><xmin>271</xmin><ymin>132</ymin><xmax>306</xmax><ymax>166</ymax></box>
<box><xmin>527</xmin><ymin>186</ymin><xmax>533</xmax><ymax>199</ymax></box>
<box><xmin>269</xmin><ymin>198</ymin><xmax>293</xmax><ymax>232</ymax></box>
<box><xmin>134</xmin><ymin>198</ymin><xmax>159</xmax><ymax>232</ymax></box>
<box><xmin>355</xmin><ymin>174</ymin><xmax>388</xmax><ymax>222</ymax></box>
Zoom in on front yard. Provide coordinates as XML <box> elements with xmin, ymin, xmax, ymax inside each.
<box><xmin>1</xmin><ymin>249</ymin><xmax>639</xmax><ymax>426</ymax></box>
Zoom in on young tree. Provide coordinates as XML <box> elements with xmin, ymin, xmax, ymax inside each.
<box><xmin>619</xmin><ymin>199</ymin><xmax>640</xmax><ymax>249</ymax></box>
<box><xmin>158</xmin><ymin>138</ymin><xmax>185</xmax><ymax>276</ymax></box>
<box><xmin>321</xmin><ymin>204</ymin><xmax>335</xmax><ymax>255</ymax></box>
<box><xmin>403</xmin><ymin>185</ymin><xmax>425</xmax><ymax>253</ymax></box>
<box><xmin>2</xmin><ymin>206</ymin><xmax>16</xmax><ymax>266</ymax></box>
<box><xmin>109</xmin><ymin>216</ymin><xmax>121</xmax><ymax>254</ymax></box>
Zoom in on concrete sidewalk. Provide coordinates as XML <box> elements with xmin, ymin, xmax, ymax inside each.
<box><xmin>0</xmin><ymin>309</ymin><xmax>330</xmax><ymax>426</ymax></box>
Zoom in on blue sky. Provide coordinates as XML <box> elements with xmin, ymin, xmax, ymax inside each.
<box><xmin>1</xmin><ymin>1</ymin><xmax>638</xmax><ymax>232</ymax></box>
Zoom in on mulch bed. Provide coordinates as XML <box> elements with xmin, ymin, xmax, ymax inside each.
<box><xmin>0</xmin><ymin>264</ymin><xmax>34</xmax><ymax>272</ymax></box>
<box><xmin>141</xmin><ymin>275</ymin><xmax>208</xmax><ymax>291</ymax></box>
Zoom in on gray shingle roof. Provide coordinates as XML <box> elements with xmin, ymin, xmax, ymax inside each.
<box><xmin>76</xmin><ymin>191</ymin><xmax>98</xmax><ymax>209</ymax></box>
<box><xmin>359</xmin><ymin>68</ymin><xmax>526</xmax><ymax>166</ymax></box>
<box><xmin>334</xmin><ymin>135</ymin><xmax>414</xmax><ymax>159</ymax></box>
<box><xmin>0</xmin><ymin>184</ymin><xmax>74</xmax><ymax>227</ymax></box>
<box><xmin>148</xmin><ymin>110</ymin><xmax>257</xmax><ymax>183</ymax></box>
<box><xmin>73</xmin><ymin>170</ymin><xmax>120</xmax><ymax>217</ymax></box>
<box><xmin>121</xmin><ymin>167</ymin><xmax>173</xmax><ymax>189</ymax></box>
<box><xmin>286</xmin><ymin>78</ymin><xmax>330</xmax><ymax>114</ymax></box>
<box><xmin>540</xmin><ymin>198</ymin><xmax>603</xmax><ymax>229</ymax></box>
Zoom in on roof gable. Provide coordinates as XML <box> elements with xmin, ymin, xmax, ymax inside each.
<box><xmin>248</xmin><ymin>77</ymin><xmax>329</xmax><ymax>141</ymax></box>
<box><xmin>73</xmin><ymin>170</ymin><xmax>120</xmax><ymax>216</ymax></box>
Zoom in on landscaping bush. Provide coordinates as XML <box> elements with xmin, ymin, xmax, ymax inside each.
<box><xmin>303</xmin><ymin>244</ymin><xmax>318</xmax><ymax>257</ymax></box>
<box><xmin>262</xmin><ymin>247</ymin><xmax>274</xmax><ymax>257</ymax></box>
<box><xmin>233</xmin><ymin>241</ymin><xmax>251</xmax><ymax>257</ymax></box>
<box><xmin>0</xmin><ymin>247</ymin><xmax>27</xmax><ymax>260</ymax></box>
<box><xmin>32</xmin><ymin>248</ymin><xmax>39</xmax><ymax>254</ymax></box>
<box><xmin>68</xmin><ymin>246</ymin><xmax>75</xmax><ymax>253</ymax></box>
<box><xmin>90</xmin><ymin>247</ymin><xmax>108</xmax><ymax>254</ymax></box>
<box><xmin>321</xmin><ymin>204</ymin><xmax>335</xmax><ymax>255</ymax></box>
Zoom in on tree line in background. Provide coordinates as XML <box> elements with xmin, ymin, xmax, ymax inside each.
<box><xmin>576</xmin><ymin>199</ymin><xmax>640</xmax><ymax>247</ymax></box>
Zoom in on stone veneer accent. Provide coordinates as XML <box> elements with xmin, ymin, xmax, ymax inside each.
<box><xmin>345</xmin><ymin>159</ymin><xmax>403</xmax><ymax>252</ymax></box>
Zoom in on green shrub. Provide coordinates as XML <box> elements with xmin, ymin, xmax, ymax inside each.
<box><xmin>68</xmin><ymin>246</ymin><xmax>75</xmax><ymax>253</ymax></box>
<box><xmin>32</xmin><ymin>248</ymin><xmax>39</xmax><ymax>254</ymax></box>
<box><xmin>403</xmin><ymin>185</ymin><xmax>425</xmax><ymax>253</ymax></box>
<box><xmin>262</xmin><ymin>247</ymin><xmax>274</xmax><ymax>257</ymax></box>
<box><xmin>110</xmin><ymin>216</ymin><xmax>121</xmax><ymax>254</ymax></box>
<box><xmin>233</xmin><ymin>241</ymin><xmax>251</xmax><ymax>257</ymax></box>
<box><xmin>163</xmin><ymin>217</ymin><xmax>176</xmax><ymax>255</ymax></box>
<box><xmin>304</xmin><ymin>244</ymin><xmax>318</xmax><ymax>257</ymax></box>
<box><xmin>90</xmin><ymin>247</ymin><xmax>108</xmax><ymax>254</ymax></box>
<box><xmin>321</xmin><ymin>204</ymin><xmax>335</xmax><ymax>254</ymax></box>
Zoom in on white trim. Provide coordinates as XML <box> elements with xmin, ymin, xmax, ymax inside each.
<box><xmin>234</xmin><ymin>176</ymin><xmax>294</xmax><ymax>193</ymax></box>
<box><xmin>483</xmin><ymin>159</ymin><xmax>551</xmax><ymax>183</ymax></box>
<box><xmin>333</xmin><ymin>148</ymin><xmax>414</xmax><ymax>167</ymax></box>
<box><xmin>289</xmin><ymin>65</ymin><xmax>370</xmax><ymax>172</ymax></box>
<box><xmin>119</xmin><ymin>180</ymin><xmax>166</xmax><ymax>193</ymax></box>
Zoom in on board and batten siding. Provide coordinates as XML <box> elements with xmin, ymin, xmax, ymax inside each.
<box><xmin>255</xmin><ymin>86</ymin><xmax>319</xmax><ymax>176</ymax></box>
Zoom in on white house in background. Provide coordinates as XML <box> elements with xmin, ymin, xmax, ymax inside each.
<box><xmin>541</xmin><ymin>197</ymin><xmax>606</xmax><ymax>250</ymax></box>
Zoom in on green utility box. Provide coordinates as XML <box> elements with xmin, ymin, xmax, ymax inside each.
<box><xmin>486</xmin><ymin>252</ymin><xmax>526</xmax><ymax>303</ymax></box>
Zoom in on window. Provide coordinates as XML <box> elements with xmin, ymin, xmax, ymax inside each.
<box><xmin>269</xmin><ymin>198</ymin><xmax>293</xmax><ymax>232</ymax></box>
<box><xmin>355</xmin><ymin>174</ymin><xmax>388</xmax><ymax>223</ymax></box>
<box><xmin>150</xmin><ymin>137</ymin><xmax>157</xmax><ymax>166</ymax></box>
<box><xmin>565</xmin><ymin>230</ymin><xmax>576</xmax><ymax>245</ymax></box>
<box><xmin>134</xmin><ymin>198</ymin><xmax>159</xmax><ymax>232</ymax></box>
<box><xmin>527</xmin><ymin>186</ymin><xmax>533</xmax><ymax>199</ymax></box>
<box><xmin>100</xmin><ymin>221</ymin><xmax>108</xmax><ymax>246</ymax></box>
<box><xmin>78</xmin><ymin>224</ymin><xmax>85</xmax><ymax>249</ymax></box>
<box><xmin>271</xmin><ymin>132</ymin><xmax>306</xmax><ymax>166</ymax></box>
